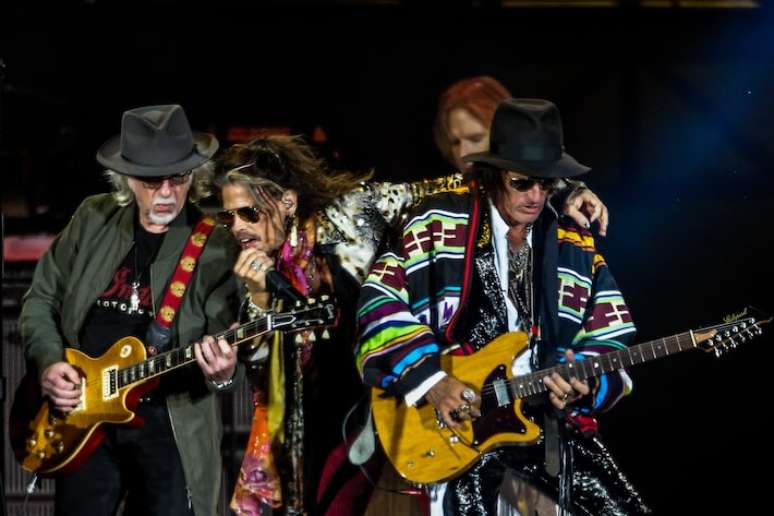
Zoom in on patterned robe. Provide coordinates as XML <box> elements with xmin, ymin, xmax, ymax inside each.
<box><xmin>356</xmin><ymin>185</ymin><xmax>650</xmax><ymax>515</ymax></box>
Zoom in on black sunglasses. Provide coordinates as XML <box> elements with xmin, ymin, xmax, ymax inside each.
<box><xmin>507</xmin><ymin>176</ymin><xmax>558</xmax><ymax>192</ymax></box>
<box><xmin>215</xmin><ymin>206</ymin><xmax>262</xmax><ymax>229</ymax></box>
<box><xmin>137</xmin><ymin>171</ymin><xmax>192</xmax><ymax>189</ymax></box>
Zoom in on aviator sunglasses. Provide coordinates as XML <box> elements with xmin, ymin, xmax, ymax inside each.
<box><xmin>215</xmin><ymin>206</ymin><xmax>263</xmax><ymax>229</ymax></box>
<box><xmin>507</xmin><ymin>176</ymin><xmax>558</xmax><ymax>192</ymax></box>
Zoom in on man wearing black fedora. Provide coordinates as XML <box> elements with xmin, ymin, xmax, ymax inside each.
<box><xmin>356</xmin><ymin>98</ymin><xmax>649</xmax><ymax>514</ymax></box>
<box><xmin>20</xmin><ymin>105</ymin><xmax>240</xmax><ymax>515</ymax></box>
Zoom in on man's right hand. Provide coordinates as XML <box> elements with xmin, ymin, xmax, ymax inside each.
<box><xmin>41</xmin><ymin>362</ymin><xmax>82</xmax><ymax>413</ymax></box>
<box><xmin>424</xmin><ymin>376</ymin><xmax>481</xmax><ymax>429</ymax></box>
<box><xmin>234</xmin><ymin>248</ymin><xmax>275</xmax><ymax>296</ymax></box>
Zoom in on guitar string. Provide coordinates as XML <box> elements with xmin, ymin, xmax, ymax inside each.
<box><xmin>77</xmin><ymin>304</ymin><xmax>334</xmax><ymax>389</ymax></box>
<box><xmin>474</xmin><ymin>326</ymin><xmax>749</xmax><ymax>398</ymax></box>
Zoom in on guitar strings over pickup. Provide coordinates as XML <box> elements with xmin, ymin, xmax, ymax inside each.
<box><xmin>103</xmin><ymin>366</ymin><xmax>119</xmax><ymax>400</ymax></box>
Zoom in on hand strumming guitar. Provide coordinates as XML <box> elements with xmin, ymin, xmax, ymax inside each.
<box><xmin>542</xmin><ymin>350</ymin><xmax>591</xmax><ymax>410</ymax></box>
<box><xmin>425</xmin><ymin>376</ymin><xmax>482</xmax><ymax>429</ymax></box>
<box><xmin>41</xmin><ymin>362</ymin><xmax>82</xmax><ymax>413</ymax></box>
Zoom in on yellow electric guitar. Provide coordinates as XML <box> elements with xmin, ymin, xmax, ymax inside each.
<box><xmin>371</xmin><ymin>308</ymin><xmax>769</xmax><ymax>485</ymax></box>
<box><xmin>10</xmin><ymin>297</ymin><xmax>336</xmax><ymax>476</ymax></box>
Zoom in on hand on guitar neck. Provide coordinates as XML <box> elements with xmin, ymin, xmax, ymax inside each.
<box><xmin>194</xmin><ymin>331</ymin><xmax>237</xmax><ymax>384</ymax></box>
<box><xmin>425</xmin><ymin>376</ymin><xmax>482</xmax><ymax>429</ymax></box>
<box><xmin>542</xmin><ymin>350</ymin><xmax>590</xmax><ymax>410</ymax></box>
<box><xmin>41</xmin><ymin>362</ymin><xmax>83</xmax><ymax>414</ymax></box>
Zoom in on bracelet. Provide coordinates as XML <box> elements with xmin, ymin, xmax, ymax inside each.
<box><xmin>246</xmin><ymin>291</ymin><xmax>271</xmax><ymax>320</ymax></box>
<box><xmin>209</xmin><ymin>376</ymin><xmax>234</xmax><ymax>390</ymax></box>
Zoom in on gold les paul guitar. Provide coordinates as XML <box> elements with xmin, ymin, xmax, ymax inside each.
<box><xmin>10</xmin><ymin>297</ymin><xmax>336</xmax><ymax>476</ymax></box>
<box><xmin>371</xmin><ymin>308</ymin><xmax>770</xmax><ymax>485</ymax></box>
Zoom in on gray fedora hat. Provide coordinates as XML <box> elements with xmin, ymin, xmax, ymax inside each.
<box><xmin>96</xmin><ymin>104</ymin><xmax>218</xmax><ymax>177</ymax></box>
<box><xmin>463</xmin><ymin>98</ymin><xmax>590</xmax><ymax>178</ymax></box>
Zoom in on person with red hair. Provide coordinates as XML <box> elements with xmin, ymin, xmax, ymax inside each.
<box><xmin>434</xmin><ymin>76</ymin><xmax>609</xmax><ymax>236</ymax></box>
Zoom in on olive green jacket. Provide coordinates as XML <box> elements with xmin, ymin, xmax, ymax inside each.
<box><xmin>20</xmin><ymin>193</ymin><xmax>240</xmax><ymax>515</ymax></box>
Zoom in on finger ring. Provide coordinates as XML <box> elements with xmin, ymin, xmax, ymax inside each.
<box><xmin>562</xmin><ymin>392</ymin><xmax>569</xmax><ymax>401</ymax></box>
<box><xmin>250</xmin><ymin>260</ymin><xmax>262</xmax><ymax>272</ymax></box>
<box><xmin>462</xmin><ymin>388</ymin><xmax>476</xmax><ymax>402</ymax></box>
<box><xmin>459</xmin><ymin>403</ymin><xmax>471</xmax><ymax>414</ymax></box>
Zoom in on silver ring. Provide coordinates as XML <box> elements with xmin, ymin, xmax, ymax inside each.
<box><xmin>562</xmin><ymin>392</ymin><xmax>569</xmax><ymax>401</ymax></box>
<box><xmin>250</xmin><ymin>260</ymin><xmax>262</xmax><ymax>272</ymax></box>
<box><xmin>462</xmin><ymin>388</ymin><xmax>476</xmax><ymax>402</ymax></box>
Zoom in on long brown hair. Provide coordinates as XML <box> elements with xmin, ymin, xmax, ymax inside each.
<box><xmin>433</xmin><ymin>76</ymin><xmax>511</xmax><ymax>167</ymax></box>
<box><xmin>211</xmin><ymin>135</ymin><xmax>372</xmax><ymax>220</ymax></box>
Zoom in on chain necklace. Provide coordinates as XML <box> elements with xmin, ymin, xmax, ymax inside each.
<box><xmin>507</xmin><ymin>225</ymin><xmax>534</xmax><ymax>333</ymax></box>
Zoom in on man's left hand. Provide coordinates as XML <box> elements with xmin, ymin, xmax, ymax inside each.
<box><xmin>543</xmin><ymin>350</ymin><xmax>590</xmax><ymax>410</ymax></box>
<box><xmin>564</xmin><ymin>187</ymin><xmax>609</xmax><ymax>237</ymax></box>
<box><xmin>194</xmin><ymin>334</ymin><xmax>237</xmax><ymax>383</ymax></box>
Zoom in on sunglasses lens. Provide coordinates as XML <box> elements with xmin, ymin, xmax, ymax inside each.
<box><xmin>509</xmin><ymin>177</ymin><xmax>556</xmax><ymax>192</ymax></box>
<box><xmin>215</xmin><ymin>211</ymin><xmax>235</xmax><ymax>228</ymax></box>
<box><xmin>510</xmin><ymin>178</ymin><xmax>536</xmax><ymax>192</ymax></box>
<box><xmin>236</xmin><ymin>207</ymin><xmax>262</xmax><ymax>224</ymax></box>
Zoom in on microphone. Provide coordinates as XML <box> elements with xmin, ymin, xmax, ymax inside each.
<box><xmin>266</xmin><ymin>270</ymin><xmax>306</xmax><ymax>304</ymax></box>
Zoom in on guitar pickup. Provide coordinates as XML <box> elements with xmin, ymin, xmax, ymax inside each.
<box><xmin>492</xmin><ymin>378</ymin><xmax>510</xmax><ymax>407</ymax></box>
<box><xmin>102</xmin><ymin>367</ymin><xmax>119</xmax><ymax>400</ymax></box>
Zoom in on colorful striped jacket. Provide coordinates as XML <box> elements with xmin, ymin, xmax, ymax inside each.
<box><xmin>356</xmin><ymin>186</ymin><xmax>635</xmax><ymax>415</ymax></box>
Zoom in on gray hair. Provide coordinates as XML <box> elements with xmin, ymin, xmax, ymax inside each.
<box><xmin>103</xmin><ymin>164</ymin><xmax>213</xmax><ymax>206</ymax></box>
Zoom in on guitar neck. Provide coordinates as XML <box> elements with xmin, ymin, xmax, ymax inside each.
<box><xmin>115</xmin><ymin>316</ymin><xmax>274</xmax><ymax>389</ymax></box>
<box><xmin>510</xmin><ymin>331</ymin><xmax>698</xmax><ymax>400</ymax></box>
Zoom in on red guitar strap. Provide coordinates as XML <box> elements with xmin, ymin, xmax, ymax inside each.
<box><xmin>147</xmin><ymin>215</ymin><xmax>216</xmax><ymax>356</ymax></box>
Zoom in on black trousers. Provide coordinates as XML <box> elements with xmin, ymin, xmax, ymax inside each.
<box><xmin>54</xmin><ymin>401</ymin><xmax>194</xmax><ymax>516</ymax></box>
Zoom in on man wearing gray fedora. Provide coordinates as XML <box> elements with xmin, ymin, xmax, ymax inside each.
<box><xmin>357</xmin><ymin>98</ymin><xmax>649</xmax><ymax>514</ymax></box>
<box><xmin>20</xmin><ymin>105</ymin><xmax>240</xmax><ymax>515</ymax></box>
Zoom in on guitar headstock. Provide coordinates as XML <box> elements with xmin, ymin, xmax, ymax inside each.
<box><xmin>272</xmin><ymin>295</ymin><xmax>337</xmax><ymax>337</ymax></box>
<box><xmin>694</xmin><ymin>307</ymin><xmax>771</xmax><ymax>357</ymax></box>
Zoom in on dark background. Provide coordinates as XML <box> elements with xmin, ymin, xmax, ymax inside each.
<box><xmin>2</xmin><ymin>1</ymin><xmax>774</xmax><ymax>514</ymax></box>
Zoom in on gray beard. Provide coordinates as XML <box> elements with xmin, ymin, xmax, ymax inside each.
<box><xmin>147</xmin><ymin>203</ymin><xmax>179</xmax><ymax>226</ymax></box>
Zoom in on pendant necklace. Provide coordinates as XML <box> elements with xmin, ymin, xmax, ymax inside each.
<box><xmin>129</xmin><ymin>244</ymin><xmax>141</xmax><ymax>315</ymax></box>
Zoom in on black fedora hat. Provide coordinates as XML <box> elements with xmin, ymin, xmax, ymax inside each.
<box><xmin>96</xmin><ymin>104</ymin><xmax>218</xmax><ymax>177</ymax></box>
<box><xmin>463</xmin><ymin>98</ymin><xmax>590</xmax><ymax>178</ymax></box>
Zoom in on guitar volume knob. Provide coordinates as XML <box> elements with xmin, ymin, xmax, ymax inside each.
<box><xmin>55</xmin><ymin>442</ymin><xmax>65</xmax><ymax>453</ymax></box>
<box><xmin>37</xmin><ymin>450</ymin><xmax>46</xmax><ymax>460</ymax></box>
<box><xmin>45</xmin><ymin>429</ymin><xmax>55</xmax><ymax>439</ymax></box>
<box><xmin>27</xmin><ymin>437</ymin><xmax>37</xmax><ymax>448</ymax></box>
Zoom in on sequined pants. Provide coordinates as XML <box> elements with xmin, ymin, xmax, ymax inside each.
<box><xmin>443</xmin><ymin>428</ymin><xmax>650</xmax><ymax>516</ymax></box>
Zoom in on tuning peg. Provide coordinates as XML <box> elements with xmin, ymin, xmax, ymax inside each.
<box><xmin>321</xmin><ymin>295</ymin><xmax>329</xmax><ymax>301</ymax></box>
<box><xmin>295</xmin><ymin>334</ymin><xmax>304</xmax><ymax>344</ymax></box>
<box><xmin>321</xmin><ymin>329</ymin><xmax>330</xmax><ymax>340</ymax></box>
<box><xmin>740</xmin><ymin>322</ymin><xmax>748</xmax><ymax>329</ymax></box>
<box><xmin>307</xmin><ymin>297</ymin><xmax>316</xmax><ymax>305</ymax></box>
<box><xmin>714</xmin><ymin>348</ymin><xmax>724</xmax><ymax>358</ymax></box>
<box><xmin>308</xmin><ymin>332</ymin><xmax>317</xmax><ymax>342</ymax></box>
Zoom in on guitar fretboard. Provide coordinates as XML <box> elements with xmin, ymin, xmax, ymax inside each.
<box><xmin>115</xmin><ymin>317</ymin><xmax>272</xmax><ymax>388</ymax></box>
<box><xmin>509</xmin><ymin>331</ymin><xmax>696</xmax><ymax>400</ymax></box>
